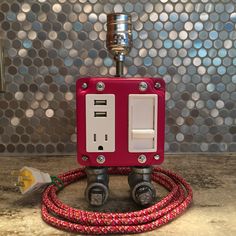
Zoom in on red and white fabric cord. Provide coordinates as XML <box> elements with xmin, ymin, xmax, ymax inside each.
<box><xmin>41</xmin><ymin>167</ymin><xmax>193</xmax><ymax>235</ymax></box>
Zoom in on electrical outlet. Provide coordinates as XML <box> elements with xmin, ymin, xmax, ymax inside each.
<box><xmin>128</xmin><ymin>94</ymin><xmax>157</xmax><ymax>152</ymax></box>
<box><xmin>86</xmin><ymin>94</ymin><xmax>115</xmax><ymax>152</ymax></box>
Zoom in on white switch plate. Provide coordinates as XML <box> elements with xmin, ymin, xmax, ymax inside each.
<box><xmin>128</xmin><ymin>94</ymin><xmax>157</xmax><ymax>152</ymax></box>
<box><xmin>86</xmin><ymin>94</ymin><xmax>115</xmax><ymax>152</ymax></box>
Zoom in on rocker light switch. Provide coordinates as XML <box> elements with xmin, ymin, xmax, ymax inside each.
<box><xmin>128</xmin><ymin>94</ymin><xmax>158</xmax><ymax>152</ymax></box>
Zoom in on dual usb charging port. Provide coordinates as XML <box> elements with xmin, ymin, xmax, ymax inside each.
<box><xmin>94</xmin><ymin>99</ymin><xmax>107</xmax><ymax>117</ymax></box>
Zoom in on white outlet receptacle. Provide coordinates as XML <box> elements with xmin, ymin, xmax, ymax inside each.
<box><xmin>86</xmin><ymin>94</ymin><xmax>115</xmax><ymax>152</ymax></box>
<box><xmin>128</xmin><ymin>94</ymin><xmax>158</xmax><ymax>152</ymax></box>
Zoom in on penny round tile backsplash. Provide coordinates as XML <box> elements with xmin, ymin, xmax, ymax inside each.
<box><xmin>0</xmin><ymin>0</ymin><xmax>236</xmax><ymax>154</ymax></box>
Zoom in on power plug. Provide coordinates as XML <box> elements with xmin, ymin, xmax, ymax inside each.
<box><xmin>14</xmin><ymin>167</ymin><xmax>51</xmax><ymax>194</ymax></box>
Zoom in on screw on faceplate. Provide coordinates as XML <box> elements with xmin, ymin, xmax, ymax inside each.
<box><xmin>96</xmin><ymin>82</ymin><xmax>105</xmax><ymax>91</ymax></box>
<box><xmin>97</xmin><ymin>155</ymin><xmax>105</xmax><ymax>164</ymax></box>
<box><xmin>155</xmin><ymin>82</ymin><xmax>161</xmax><ymax>89</ymax></box>
<box><xmin>154</xmin><ymin>154</ymin><xmax>160</xmax><ymax>160</ymax></box>
<box><xmin>139</xmin><ymin>82</ymin><xmax>148</xmax><ymax>91</ymax></box>
<box><xmin>82</xmin><ymin>155</ymin><xmax>88</xmax><ymax>161</ymax></box>
<box><xmin>138</xmin><ymin>154</ymin><xmax>147</xmax><ymax>164</ymax></box>
<box><xmin>82</xmin><ymin>83</ymin><xmax>88</xmax><ymax>89</ymax></box>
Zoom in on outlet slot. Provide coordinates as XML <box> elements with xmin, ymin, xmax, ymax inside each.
<box><xmin>94</xmin><ymin>111</ymin><xmax>107</xmax><ymax>117</ymax></box>
<box><xmin>98</xmin><ymin>145</ymin><xmax>103</xmax><ymax>150</ymax></box>
<box><xmin>93</xmin><ymin>134</ymin><xmax>96</xmax><ymax>142</ymax></box>
<box><xmin>105</xmin><ymin>134</ymin><xmax>108</xmax><ymax>141</ymax></box>
<box><xmin>94</xmin><ymin>100</ymin><xmax>107</xmax><ymax>106</ymax></box>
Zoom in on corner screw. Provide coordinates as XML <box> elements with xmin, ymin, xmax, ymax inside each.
<box><xmin>97</xmin><ymin>155</ymin><xmax>105</xmax><ymax>164</ymax></box>
<box><xmin>139</xmin><ymin>82</ymin><xmax>148</xmax><ymax>91</ymax></box>
<box><xmin>154</xmin><ymin>154</ymin><xmax>160</xmax><ymax>160</ymax></box>
<box><xmin>82</xmin><ymin>155</ymin><xmax>88</xmax><ymax>161</ymax></box>
<box><xmin>138</xmin><ymin>154</ymin><xmax>147</xmax><ymax>164</ymax></box>
<box><xmin>155</xmin><ymin>82</ymin><xmax>161</xmax><ymax>89</ymax></box>
<box><xmin>96</xmin><ymin>82</ymin><xmax>105</xmax><ymax>91</ymax></box>
<box><xmin>82</xmin><ymin>83</ymin><xmax>88</xmax><ymax>89</ymax></box>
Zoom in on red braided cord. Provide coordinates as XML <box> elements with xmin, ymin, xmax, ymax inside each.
<box><xmin>41</xmin><ymin>167</ymin><xmax>193</xmax><ymax>234</ymax></box>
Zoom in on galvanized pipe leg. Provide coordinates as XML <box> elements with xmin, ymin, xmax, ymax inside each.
<box><xmin>128</xmin><ymin>167</ymin><xmax>156</xmax><ymax>206</ymax></box>
<box><xmin>85</xmin><ymin>167</ymin><xmax>109</xmax><ymax>206</ymax></box>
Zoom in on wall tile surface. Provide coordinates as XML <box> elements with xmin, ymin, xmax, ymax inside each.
<box><xmin>0</xmin><ymin>0</ymin><xmax>236</xmax><ymax>155</ymax></box>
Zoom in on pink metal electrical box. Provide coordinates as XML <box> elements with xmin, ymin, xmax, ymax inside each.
<box><xmin>76</xmin><ymin>77</ymin><xmax>165</xmax><ymax>167</ymax></box>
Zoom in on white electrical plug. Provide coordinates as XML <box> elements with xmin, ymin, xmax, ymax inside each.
<box><xmin>14</xmin><ymin>166</ymin><xmax>52</xmax><ymax>194</ymax></box>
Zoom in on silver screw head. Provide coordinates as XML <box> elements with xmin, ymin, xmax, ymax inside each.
<box><xmin>155</xmin><ymin>82</ymin><xmax>161</xmax><ymax>89</ymax></box>
<box><xmin>82</xmin><ymin>155</ymin><xmax>88</xmax><ymax>161</ymax></box>
<box><xmin>82</xmin><ymin>83</ymin><xmax>88</xmax><ymax>89</ymax></box>
<box><xmin>96</xmin><ymin>155</ymin><xmax>105</xmax><ymax>164</ymax></box>
<box><xmin>154</xmin><ymin>154</ymin><xmax>160</xmax><ymax>160</ymax></box>
<box><xmin>138</xmin><ymin>154</ymin><xmax>147</xmax><ymax>164</ymax></box>
<box><xmin>96</xmin><ymin>82</ymin><xmax>105</xmax><ymax>91</ymax></box>
<box><xmin>139</xmin><ymin>82</ymin><xmax>148</xmax><ymax>91</ymax></box>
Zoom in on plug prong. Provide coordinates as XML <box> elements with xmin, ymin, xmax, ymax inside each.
<box><xmin>15</xmin><ymin>182</ymin><xmax>25</xmax><ymax>187</ymax></box>
<box><xmin>20</xmin><ymin>176</ymin><xmax>31</xmax><ymax>181</ymax></box>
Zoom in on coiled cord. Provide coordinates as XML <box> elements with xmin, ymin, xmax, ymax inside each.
<box><xmin>41</xmin><ymin>167</ymin><xmax>193</xmax><ymax>235</ymax></box>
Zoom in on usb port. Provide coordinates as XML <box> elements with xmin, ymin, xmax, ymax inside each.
<box><xmin>94</xmin><ymin>100</ymin><xmax>107</xmax><ymax>105</ymax></box>
<box><xmin>94</xmin><ymin>111</ymin><xmax>107</xmax><ymax>117</ymax></box>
